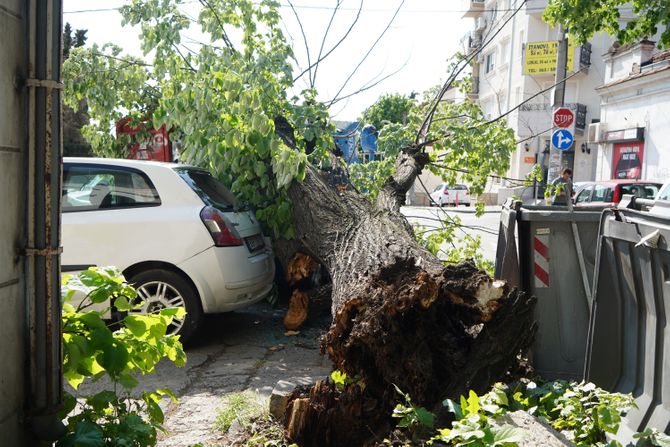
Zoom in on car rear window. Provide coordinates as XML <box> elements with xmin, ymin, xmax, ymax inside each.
<box><xmin>176</xmin><ymin>168</ymin><xmax>237</xmax><ymax>210</ymax></box>
<box><xmin>619</xmin><ymin>183</ymin><xmax>660</xmax><ymax>199</ymax></box>
<box><xmin>453</xmin><ymin>184</ymin><xmax>468</xmax><ymax>191</ymax></box>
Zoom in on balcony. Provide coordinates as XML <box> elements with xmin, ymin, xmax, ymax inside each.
<box><xmin>526</xmin><ymin>0</ymin><xmax>548</xmax><ymax>16</ymax></box>
<box><xmin>462</xmin><ymin>0</ymin><xmax>485</xmax><ymax>18</ymax></box>
<box><xmin>461</xmin><ymin>30</ymin><xmax>483</xmax><ymax>56</ymax></box>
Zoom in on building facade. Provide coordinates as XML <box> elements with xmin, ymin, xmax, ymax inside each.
<box><xmin>464</xmin><ymin>0</ymin><xmax>616</xmax><ymax>192</ymax></box>
<box><xmin>593</xmin><ymin>42</ymin><xmax>670</xmax><ymax>184</ymax></box>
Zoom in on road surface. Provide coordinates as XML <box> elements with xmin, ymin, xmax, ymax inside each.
<box><xmin>401</xmin><ymin>205</ymin><xmax>502</xmax><ymax>262</ymax></box>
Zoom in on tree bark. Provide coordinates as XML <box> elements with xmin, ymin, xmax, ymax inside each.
<box><xmin>282</xmin><ymin>148</ymin><xmax>536</xmax><ymax>447</ymax></box>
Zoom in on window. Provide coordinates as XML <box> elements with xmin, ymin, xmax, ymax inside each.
<box><xmin>620</xmin><ymin>183</ymin><xmax>659</xmax><ymax>199</ymax></box>
<box><xmin>485</xmin><ymin>52</ymin><xmax>495</xmax><ymax>74</ymax></box>
<box><xmin>175</xmin><ymin>168</ymin><xmax>237</xmax><ymax>211</ymax></box>
<box><xmin>63</xmin><ymin>165</ymin><xmax>161</xmax><ymax>212</ymax></box>
<box><xmin>489</xmin><ymin>1</ymin><xmax>497</xmax><ymax>21</ymax></box>
<box><xmin>500</xmin><ymin>41</ymin><xmax>510</xmax><ymax>65</ymax></box>
<box><xmin>576</xmin><ymin>186</ymin><xmax>593</xmax><ymax>203</ymax></box>
<box><xmin>591</xmin><ymin>184</ymin><xmax>611</xmax><ymax>202</ymax></box>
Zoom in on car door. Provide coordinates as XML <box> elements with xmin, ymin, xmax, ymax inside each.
<box><xmin>590</xmin><ymin>184</ymin><xmax>611</xmax><ymax>206</ymax></box>
<box><xmin>574</xmin><ymin>184</ymin><xmax>594</xmax><ymax>206</ymax></box>
<box><xmin>61</xmin><ymin>163</ymin><xmax>209</xmax><ymax>274</ymax></box>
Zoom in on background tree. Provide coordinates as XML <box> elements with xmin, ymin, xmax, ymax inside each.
<box><xmin>62</xmin><ymin>23</ymin><xmax>92</xmax><ymax>157</ymax></box>
<box><xmin>360</xmin><ymin>92</ymin><xmax>416</xmax><ymax>130</ymax></box>
<box><xmin>62</xmin><ymin>1</ymin><xmax>534</xmax><ymax>445</ymax></box>
<box><xmin>545</xmin><ymin>0</ymin><xmax>670</xmax><ymax>48</ymax></box>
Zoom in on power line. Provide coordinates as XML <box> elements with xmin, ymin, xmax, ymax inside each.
<box><xmin>416</xmin><ymin>0</ymin><xmax>528</xmax><ymax>143</ymax></box>
<box><xmin>63</xmin><ymin>2</ymin><xmax>548</xmax><ymax>15</ymax></box>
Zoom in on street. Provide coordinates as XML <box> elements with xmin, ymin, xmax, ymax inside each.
<box><xmin>401</xmin><ymin>205</ymin><xmax>502</xmax><ymax>262</ymax></box>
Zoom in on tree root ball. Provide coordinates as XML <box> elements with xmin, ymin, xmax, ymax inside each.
<box><xmin>285</xmin><ymin>260</ymin><xmax>536</xmax><ymax>447</ymax></box>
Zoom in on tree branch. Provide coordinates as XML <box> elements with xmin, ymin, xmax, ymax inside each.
<box><xmin>292</xmin><ymin>0</ymin><xmax>364</xmax><ymax>84</ymax></box>
<box><xmin>328</xmin><ymin>59</ymin><xmax>408</xmax><ymax>106</ymax></box>
<box><xmin>328</xmin><ymin>0</ymin><xmax>405</xmax><ymax>106</ymax></box>
<box><xmin>311</xmin><ymin>0</ymin><xmax>341</xmax><ymax>86</ymax></box>
<box><xmin>198</xmin><ymin>0</ymin><xmax>236</xmax><ymax>51</ymax></box>
<box><xmin>288</xmin><ymin>0</ymin><xmax>314</xmax><ymax>88</ymax></box>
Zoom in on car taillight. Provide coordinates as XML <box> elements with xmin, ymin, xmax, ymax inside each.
<box><xmin>200</xmin><ymin>206</ymin><xmax>243</xmax><ymax>247</ymax></box>
<box><xmin>612</xmin><ymin>187</ymin><xmax>621</xmax><ymax>204</ymax></box>
<box><xmin>443</xmin><ymin>190</ymin><xmax>449</xmax><ymax>195</ymax></box>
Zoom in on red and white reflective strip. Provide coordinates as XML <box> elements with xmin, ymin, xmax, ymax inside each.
<box><xmin>534</xmin><ymin>234</ymin><xmax>550</xmax><ymax>288</ymax></box>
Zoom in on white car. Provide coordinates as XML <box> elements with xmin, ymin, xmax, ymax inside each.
<box><xmin>62</xmin><ymin>158</ymin><xmax>275</xmax><ymax>342</ymax></box>
<box><xmin>656</xmin><ymin>181</ymin><xmax>670</xmax><ymax>201</ymax></box>
<box><xmin>429</xmin><ymin>184</ymin><xmax>472</xmax><ymax>207</ymax></box>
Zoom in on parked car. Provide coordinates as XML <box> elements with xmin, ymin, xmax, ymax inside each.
<box><xmin>62</xmin><ymin>158</ymin><xmax>275</xmax><ymax>342</ymax></box>
<box><xmin>573</xmin><ymin>180</ymin><xmax>662</xmax><ymax>207</ymax></box>
<box><xmin>429</xmin><ymin>184</ymin><xmax>472</xmax><ymax>207</ymax></box>
<box><xmin>656</xmin><ymin>181</ymin><xmax>670</xmax><ymax>201</ymax></box>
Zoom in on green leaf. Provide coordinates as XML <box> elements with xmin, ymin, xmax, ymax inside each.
<box><xmin>59</xmin><ymin>420</ymin><xmax>104</xmax><ymax>447</ymax></box>
<box><xmin>98</xmin><ymin>342</ymin><xmax>129</xmax><ymax>378</ymax></box>
<box><xmin>415</xmin><ymin>407</ymin><xmax>435</xmax><ymax>429</ymax></box>
<box><xmin>443</xmin><ymin>398</ymin><xmax>464</xmax><ymax>420</ymax></box>
<box><xmin>492</xmin><ymin>425</ymin><xmax>526</xmax><ymax>445</ymax></box>
<box><xmin>88</xmin><ymin>390</ymin><xmax>117</xmax><ymax>412</ymax></box>
<box><xmin>123</xmin><ymin>315</ymin><xmax>147</xmax><ymax>337</ymax></box>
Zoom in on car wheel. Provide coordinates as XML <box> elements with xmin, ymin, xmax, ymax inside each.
<box><xmin>465</xmin><ymin>203</ymin><xmax>471</xmax><ymax>207</ymax></box>
<box><xmin>129</xmin><ymin>269</ymin><xmax>202</xmax><ymax>344</ymax></box>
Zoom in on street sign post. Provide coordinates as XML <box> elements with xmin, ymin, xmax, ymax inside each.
<box><xmin>553</xmin><ymin>107</ymin><xmax>575</xmax><ymax>129</ymax></box>
<box><xmin>551</xmin><ymin>128</ymin><xmax>574</xmax><ymax>151</ymax></box>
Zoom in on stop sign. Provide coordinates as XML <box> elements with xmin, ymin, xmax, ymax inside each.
<box><xmin>553</xmin><ymin>107</ymin><xmax>574</xmax><ymax>128</ymax></box>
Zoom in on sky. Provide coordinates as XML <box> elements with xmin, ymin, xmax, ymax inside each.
<box><xmin>62</xmin><ymin>1</ymin><xmax>472</xmax><ymax>121</ymax></box>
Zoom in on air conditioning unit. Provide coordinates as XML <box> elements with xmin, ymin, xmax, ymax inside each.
<box><xmin>475</xmin><ymin>16</ymin><xmax>487</xmax><ymax>31</ymax></box>
<box><xmin>587</xmin><ymin>122</ymin><xmax>607</xmax><ymax>143</ymax></box>
<box><xmin>470</xmin><ymin>30</ymin><xmax>483</xmax><ymax>48</ymax></box>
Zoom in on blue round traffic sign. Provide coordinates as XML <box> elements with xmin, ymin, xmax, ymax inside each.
<box><xmin>551</xmin><ymin>129</ymin><xmax>574</xmax><ymax>151</ymax></box>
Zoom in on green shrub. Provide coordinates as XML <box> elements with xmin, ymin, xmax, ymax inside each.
<box><xmin>58</xmin><ymin>267</ymin><xmax>187</xmax><ymax>447</ymax></box>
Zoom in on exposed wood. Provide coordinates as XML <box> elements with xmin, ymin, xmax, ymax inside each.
<box><xmin>278</xmin><ymin>146</ymin><xmax>536</xmax><ymax>446</ymax></box>
<box><xmin>283</xmin><ymin>290</ymin><xmax>309</xmax><ymax>331</ymax></box>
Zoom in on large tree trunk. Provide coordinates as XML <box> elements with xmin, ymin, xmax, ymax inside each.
<box><xmin>281</xmin><ymin>147</ymin><xmax>536</xmax><ymax>446</ymax></box>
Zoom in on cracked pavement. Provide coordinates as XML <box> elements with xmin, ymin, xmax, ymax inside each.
<box><xmin>157</xmin><ymin>302</ymin><xmax>332</xmax><ymax>446</ymax></box>
<box><xmin>75</xmin><ymin>300</ymin><xmax>332</xmax><ymax>447</ymax></box>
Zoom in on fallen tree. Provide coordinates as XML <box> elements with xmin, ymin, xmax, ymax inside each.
<box><xmin>62</xmin><ymin>2</ymin><xmax>536</xmax><ymax>445</ymax></box>
<box><xmin>280</xmin><ymin>148</ymin><xmax>536</xmax><ymax>446</ymax></box>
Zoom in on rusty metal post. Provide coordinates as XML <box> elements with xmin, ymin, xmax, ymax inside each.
<box><xmin>23</xmin><ymin>0</ymin><xmax>65</xmax><ymax>443</ymax></box>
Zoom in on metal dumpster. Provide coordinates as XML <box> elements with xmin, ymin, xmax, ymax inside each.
<box><xmin>586</xmin><ymin>198</ymin><xmax>670</xmax><ymax>444</ymax></box>
<box><xmin>495</xmin><ymin>200</ymin><xmax>605</xmax><ymax>379</ymax></box>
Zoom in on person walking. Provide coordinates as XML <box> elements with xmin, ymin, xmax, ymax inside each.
<box><xmin>550</xmin><ymin>168</ymin><xmax>573</xmax><ymax>206</ymax></box>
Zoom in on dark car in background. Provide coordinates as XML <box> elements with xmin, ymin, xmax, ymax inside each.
<box><xmin>573</xmin><ymin>180</ymin><xmax>661</xmax><ymax>207</ymax></box>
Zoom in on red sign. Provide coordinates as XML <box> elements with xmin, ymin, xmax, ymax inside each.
<box><xmin>116</xmin><ymin>117</ymin><xmax>173</xmax><ymax>162</ymax></box>
<box><xmin>553</xmin><ymin>107</ymin><xmax>574</xmax><ymax>129</ymax></box>
<box><xmin>612</xmin><ymin>142</ymin><xmax>644</xmax><ymax>180</ymax></box>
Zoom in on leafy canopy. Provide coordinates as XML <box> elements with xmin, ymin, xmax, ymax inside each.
<box><xmin>545</xmin><ymin>0</ymin><xmax>670</xmax><ymax>48</ymax></box>
<box><xmin>63</xmin><ymin>0</ymin><xmax>332</xmax><ymax>238</ymax></box>
<box><xmin>63</xmin><ymin>1</ymin><xmax>516</xmax><ymax>240</ymax></box>
<box><xmin>360</xmin><ymin>93</ymin><xmax>416</xmax><ymax>131</ymax></box>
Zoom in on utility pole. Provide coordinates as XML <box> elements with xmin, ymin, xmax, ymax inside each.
<box><xmin>547</xmin><ymin>25</ymin><xmax>569</xmax><ymax>183</ymax></box>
